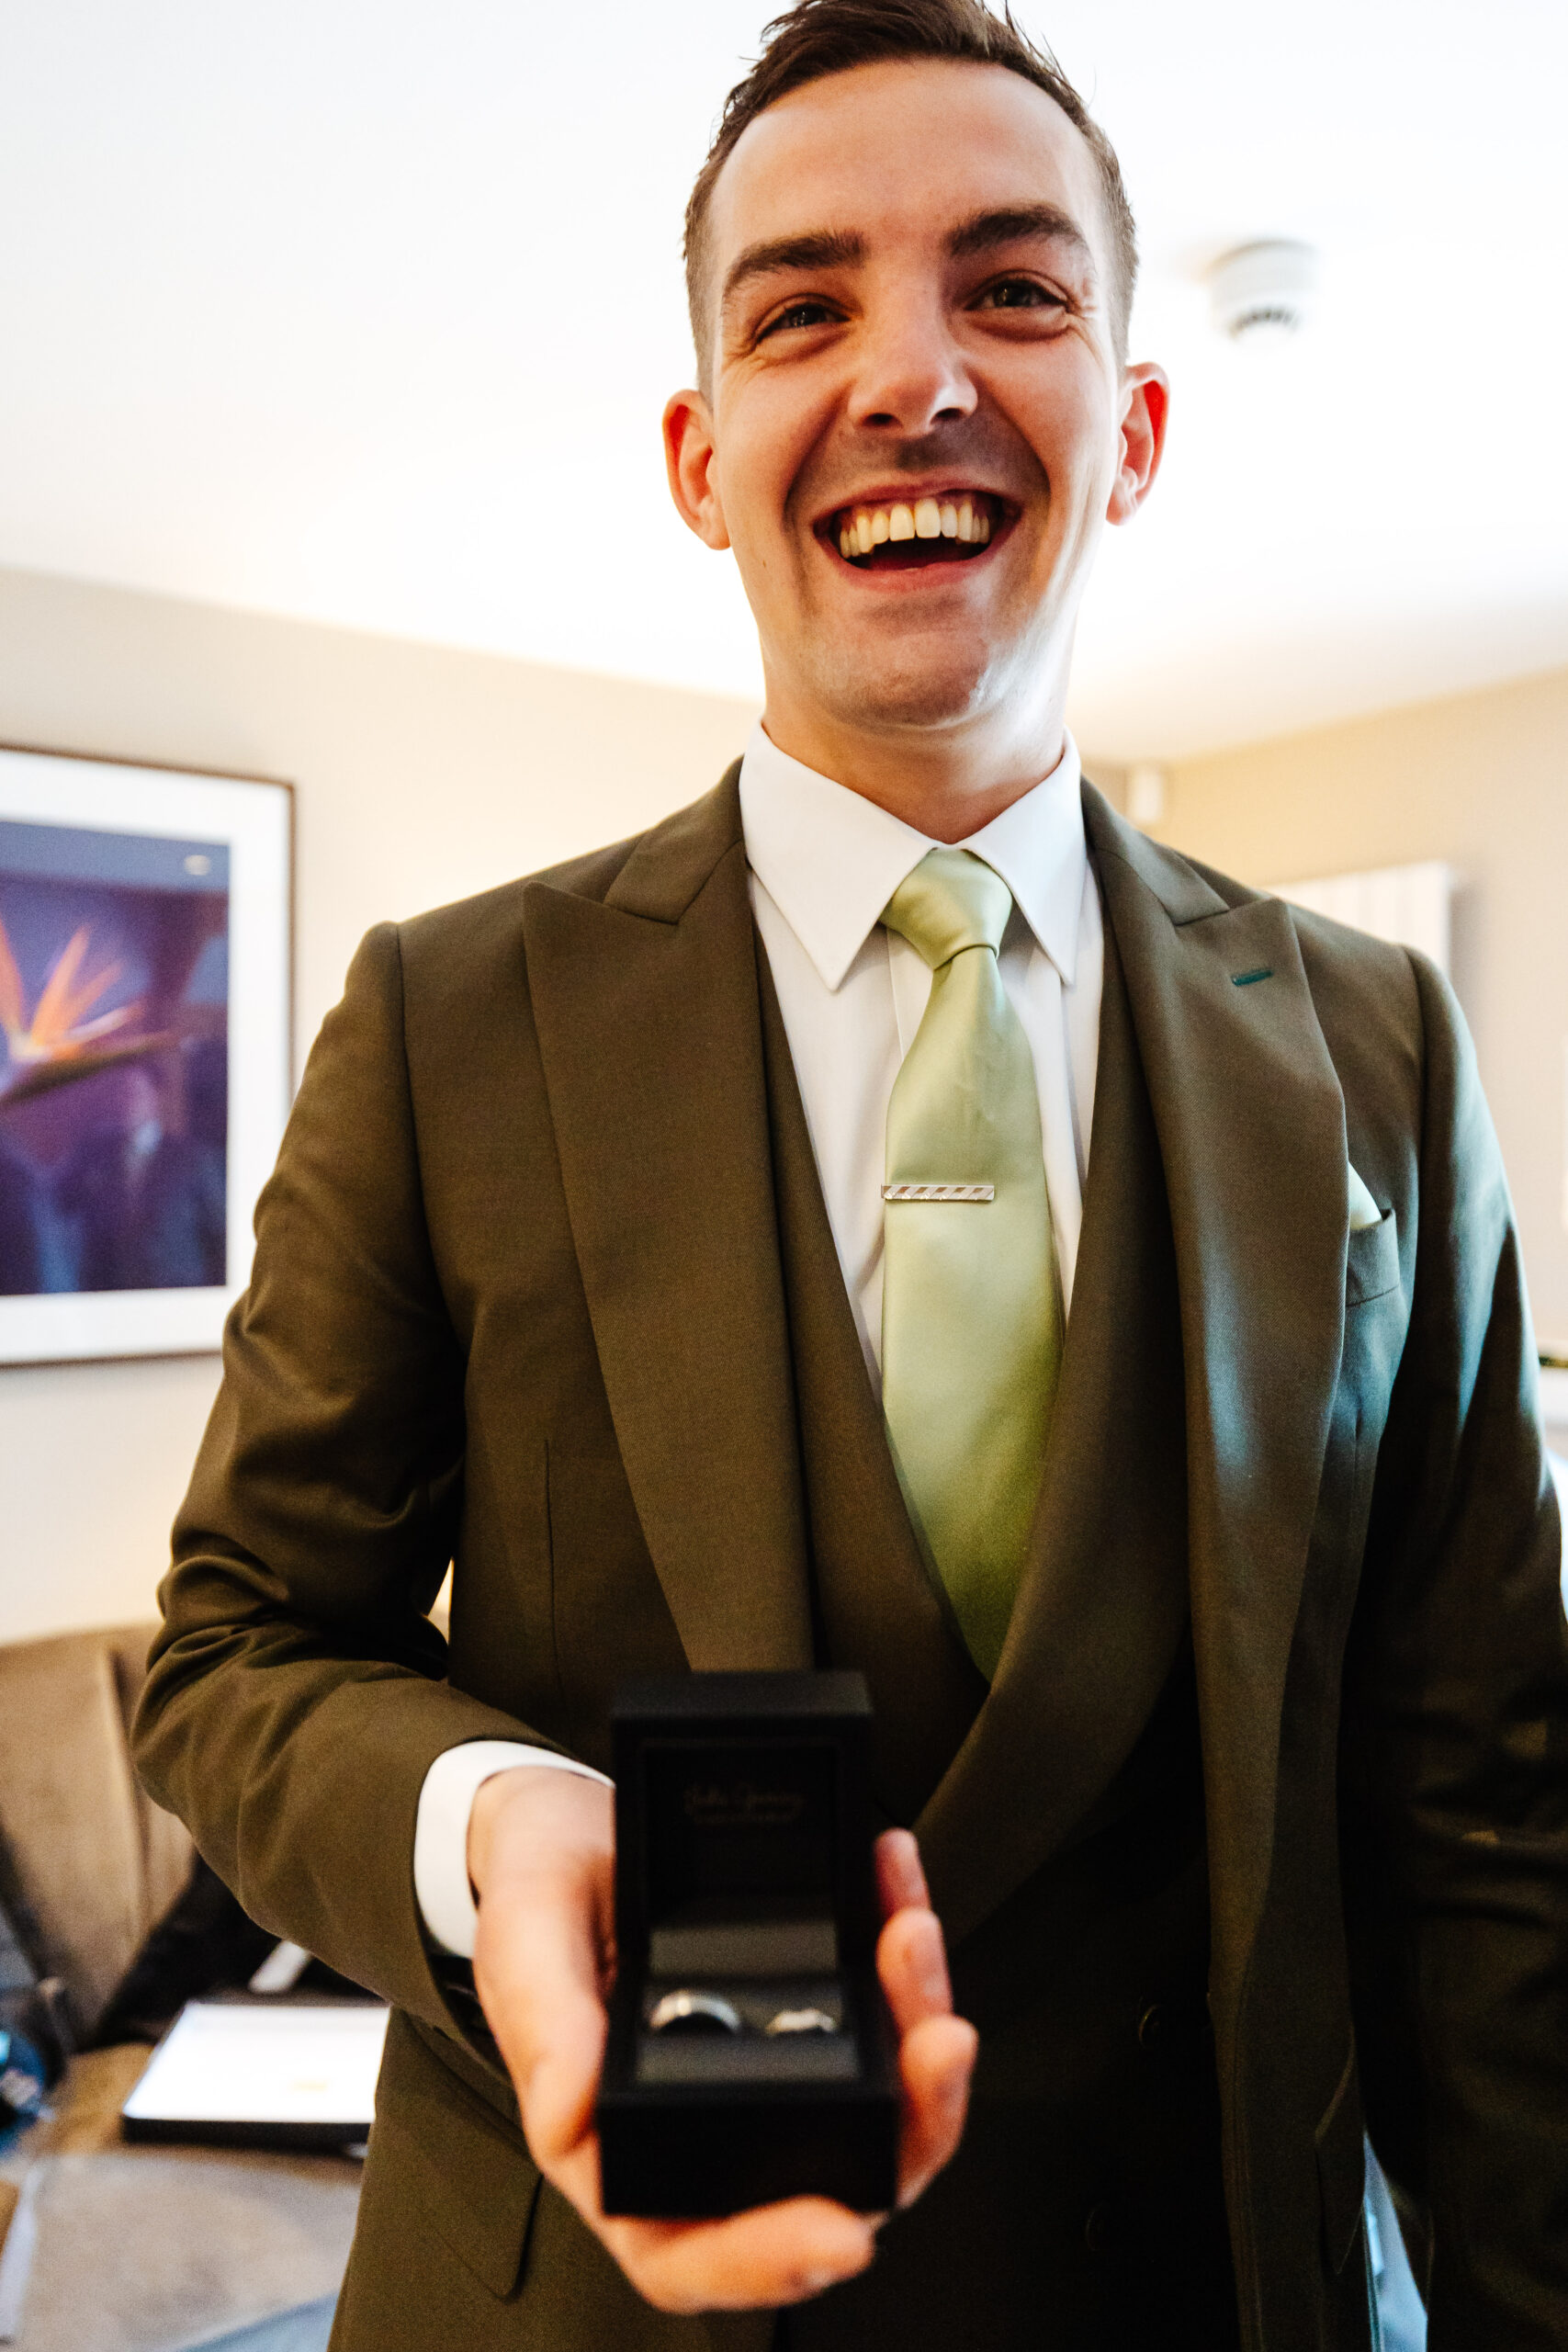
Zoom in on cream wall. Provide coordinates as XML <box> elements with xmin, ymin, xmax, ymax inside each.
<box><xmin>0</xmin><ymin>564</ymin><xmax>757</xmax><ymax>1642</ymax></box>
<box><xmin>1148</xmin><ymin>665</ymin><xmax>1568</xmax><ymax>1347</ymax></box>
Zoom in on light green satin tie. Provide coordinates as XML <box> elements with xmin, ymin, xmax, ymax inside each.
<box><xmin>880</xmin><ymin>848</ymin><xmax>1061</xmax><ymax>1678</ymax></box>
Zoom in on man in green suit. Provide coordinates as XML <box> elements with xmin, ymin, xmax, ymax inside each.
<box><xmin>135</xmin><ymin>2</ymin><xmax>1568</xmax><ymax>2346</ymax></box>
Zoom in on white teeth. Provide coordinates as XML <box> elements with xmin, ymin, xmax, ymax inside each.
<box><xmin>835</xmin><ymin>495</ymin><xmax>996</xmax><ymax>557</ymax></box>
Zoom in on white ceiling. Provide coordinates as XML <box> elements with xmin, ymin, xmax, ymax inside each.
<box><xmin>3</xmin><ymin>0</ymin><xmax>1565</xmax><ymax>760</ymax></box>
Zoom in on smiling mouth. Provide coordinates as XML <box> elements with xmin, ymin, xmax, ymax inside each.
<box><xmin>825</xmin><ymin>491</ymin><xmax>1011</xmax><ymax>569</ymax></box>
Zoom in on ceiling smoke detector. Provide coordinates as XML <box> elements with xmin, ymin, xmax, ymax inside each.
<box><xmin>1206</xmin><ymin>241</ymin><xmax>1320</xmax><ymax>343</ymax></box>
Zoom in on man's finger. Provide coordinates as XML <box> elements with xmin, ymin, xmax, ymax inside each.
<box><xmin>601</xmin><ymin>2198</ymin><xmax>877</xmax><ymax>2314</ymax></box>
<box><xmin>895</xmin><ymin>2012</ymin><xmax>977</xmax><ymax>2208</ymax></box>
<box><xmin>871</xmin><ymin>1875</ymin><xmax>976</xmax><ymax>2212</ymax></box>
<box><xmin>877</xmin><ymin>1901</ymin><xmax>953</xmax><ymax>2032</ymax></box>
<box><xmin>874</xmin><ymin>1826</ymin><xmax>930</xmax><ymax>1918</ymax></box>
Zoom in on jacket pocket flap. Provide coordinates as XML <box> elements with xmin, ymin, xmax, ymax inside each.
<box><xmin>1314</xmin><ymin>2043</ymin><xmax>1367</xmax><ymax>2276</ymax></box>
<box><xmin>374</xmin><ymin>2009</ymin><xmax>542</xmax><ymax>2298</ymax></box>
<box><xmin>1346</xmin><ymin>1210</ymin><xmax>1400</xmax><ymax>1306</ymax></box>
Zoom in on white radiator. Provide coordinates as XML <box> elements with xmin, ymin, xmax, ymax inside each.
<box><xmin>1265</xmin><ymin>859</ymin><xmax>1452</xmax><ymax>975</ymax></box>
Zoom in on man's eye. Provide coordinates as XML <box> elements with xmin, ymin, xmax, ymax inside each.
<box><xmin>974</xmin><ymin>278</ymin><xmax>1064</xmax><ymax>314</ymax></box>
<box><xmin>758</xmin><ymin>300</ymin><xmax>836</xmax><ymax>339</ymax></box>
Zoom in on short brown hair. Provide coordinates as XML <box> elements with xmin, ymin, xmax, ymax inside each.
<box><xmin>684</xmin><ymin>0</ymin><xmax>1138</xmax><ymax>376</ymax></box>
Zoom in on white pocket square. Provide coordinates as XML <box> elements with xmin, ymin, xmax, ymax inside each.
<box><xmin>1347</xmin><ymin>1164</ymin><xmax>1382</xmax><ymax>1231</ymax></box>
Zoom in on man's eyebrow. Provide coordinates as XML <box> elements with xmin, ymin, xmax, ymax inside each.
<box><xmin>720</xmin><ymin>229</ymin><xmax>864</xmax><ymax>311</ymax></box>
<box><xmin>948</xmin><ymin>204</ymin><xmax>1095</xmax><ymax>273</ymax></box>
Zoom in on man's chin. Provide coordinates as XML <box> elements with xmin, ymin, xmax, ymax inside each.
<box><xmin>804</xmin><ymin>648</ymin><xmax>1005</xmax><ymax>737</ymax></box>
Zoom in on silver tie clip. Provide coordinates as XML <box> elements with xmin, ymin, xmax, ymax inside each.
<box><xmin>881</xmin><ymin>1183</ymin><xmax>995</xmax><ymax>1204</ymax></box>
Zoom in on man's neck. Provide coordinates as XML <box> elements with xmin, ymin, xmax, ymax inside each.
<box><xmin>757</xmin><ymin>700</ymin><xmax>1067</xmax><ymax>844</ymax></box>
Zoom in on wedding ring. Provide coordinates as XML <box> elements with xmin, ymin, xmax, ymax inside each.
<box><xmin>763</xmin><ymin>2007</ymin><xmax>839</xmax><ymax>2036</ymax></box>
<box><xmin>647</xmin><ymin>1989</ymin><xmax>743</xmax><ymax>2035</ymax></box>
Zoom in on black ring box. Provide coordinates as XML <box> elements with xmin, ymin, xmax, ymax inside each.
<box><xmin>597</xmin><ymin>1670</ymin><xmax>899</xmax><ymax>2218</ymax></box>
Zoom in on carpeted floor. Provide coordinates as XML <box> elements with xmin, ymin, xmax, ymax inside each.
<box><xmin>0</xmin><ymin>2047</ymin><xmax>359</xmax><ymax>2352</ymax></box>
<box><xmin>178</xmin><ymin>2295</ymin><xmax>337</xmax><ymax>2352</ymax></box>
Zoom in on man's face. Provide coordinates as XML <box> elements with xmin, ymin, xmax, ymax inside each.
<box><xmin>666</xmin><ymin>58</ymin><xmax>1165</xmax><ymax>748</ymax></box>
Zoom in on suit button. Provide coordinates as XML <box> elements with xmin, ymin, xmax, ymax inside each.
<box><xmin>1137</xmin><ymin>2002</ymin><xmax>1168</xmax><ymax>2050</ymax></box>
<box><xmin>1084</xmin><ymin>2201</ymin><xmax>1118</xmax><ymax>2259</ymax></box>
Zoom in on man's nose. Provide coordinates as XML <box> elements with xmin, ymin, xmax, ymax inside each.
<box><xmin>845</xmin><ymin>302</ymin><xmax>976</xmax><ymax>435</ymax></box>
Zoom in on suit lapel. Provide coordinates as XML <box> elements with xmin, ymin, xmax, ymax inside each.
<box><xmin>914</xmin><ymin>911</ymin><xmax>1193</xmax><ymax>1944</ymax></box>
<box><xmin>1083</xmin><ymin>786</ymin><xmax>1348</xmax><ymax>2014</ymax></box>
<box><xmin>524</xmin><ymin>768</ymin><xmax>813</xmax><ymax>1673</ymax></box>
<box><xmin>757</xmin><ymin>943</ymin><xmax>989</xmax><ymax>1825</ymax></box>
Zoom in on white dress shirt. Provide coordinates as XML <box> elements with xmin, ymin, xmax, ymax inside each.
<box><xmin>413</xmin><ymin>723</ymin><xmax>1105</xmax><ymax>1958</ymax></box>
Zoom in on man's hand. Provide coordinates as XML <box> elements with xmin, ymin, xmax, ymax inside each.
<box><xmin>468</xmin><ymin>1764</ymin><xmax>976</xmax><ymax>2315</ymax></box>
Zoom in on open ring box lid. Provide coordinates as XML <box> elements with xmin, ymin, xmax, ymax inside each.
<box><xmin>596</xmin><ymin>1670</ymin><xmax>898</xmax><ymax>2219</ymax></box>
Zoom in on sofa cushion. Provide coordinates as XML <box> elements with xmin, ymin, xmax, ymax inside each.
<box><xmin>0</xmin><ymin>1627</ymin><xmax>192</xmax><ymax>2039</ymax></box>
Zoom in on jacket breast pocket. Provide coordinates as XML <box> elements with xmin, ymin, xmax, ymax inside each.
<box><xmin>1346</xmin><ymin>1209</ymin><xmax>1400</xmax><ymax>1307</ymax></box>
<box><xmin>547</xmin><ymin>1445</ymin><xmax>686</xmax><ymax>1752</ymax></box>
<box><xmin>1314</xmin><ymin>2041</ymin><xmax>1368</xmax><ymax>2277</ymax></box>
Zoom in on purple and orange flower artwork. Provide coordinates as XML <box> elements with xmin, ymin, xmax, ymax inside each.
<box><xmin>0</xmin><ymin>916</ymin><xmax>166</xmax><ymax>1105</ymax></box>
<box><xmin>0</xmin><ymin>746</ymin><xmax>290</xmax><ymax>1362</ymax></box>
<box><xmin>0</xmin><ymin>819</ymin><xmax>231</xmax><ymax>1298</ymax></box>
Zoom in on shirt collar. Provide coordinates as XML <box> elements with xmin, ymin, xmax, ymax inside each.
<box><xmin>738</xmin><ymin>722</ymin><xmax>1086</xmax><ymax>991</ymax></box>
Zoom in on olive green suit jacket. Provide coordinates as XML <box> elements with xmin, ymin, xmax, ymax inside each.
<box><xmin>134</xmin><ymin>775</ymin><xmax>1568</xmax><ymax>2352</ymax></box>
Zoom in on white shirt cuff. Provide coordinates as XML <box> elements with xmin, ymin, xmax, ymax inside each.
<box><xmin>413</xmin><ymin>1740</ymin><xmax>613</xmax><ymax>1960</ymax></box>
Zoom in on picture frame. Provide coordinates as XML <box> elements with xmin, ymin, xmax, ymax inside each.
<box><xmin>0</xmin><ymin>742</ymin><xmax>293</xmax><ymax>1364</ymax></box>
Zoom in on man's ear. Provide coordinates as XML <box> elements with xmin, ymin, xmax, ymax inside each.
<box><xmin>1107</xmin><ymin>363</ymin><xmax>1169</xmax><ymax>526</ymax></box>
<box><xmin>663</xmin><ymin>390</ymin><xmax>731</xmax><ymax>550</ymax></box>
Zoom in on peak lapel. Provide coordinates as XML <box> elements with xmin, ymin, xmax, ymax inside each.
<box><xmin>524</xmin><ymin>770</ymin><xmax>812</xmax><ymax>1673</ymax></box>
<box><xmin>915</xmin><ymin>915</ymin><xmax>1191</xmax><ymax>1944</ymax></box>
<box><xmin>1084</xmin><ymin>787</ymin><xmax>1348</xmax><ymax>2007</ymax></box>
<box><xmin>756</xmin><ymin>945</ymin><xmax>988</xmax><ymax>1823</ymax></box>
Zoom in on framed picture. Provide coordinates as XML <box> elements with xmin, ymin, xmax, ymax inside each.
<box><xmin>0</xmin><ymin>743</ymin><xmax>292</xmax><ymax>1364</ymax></box>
